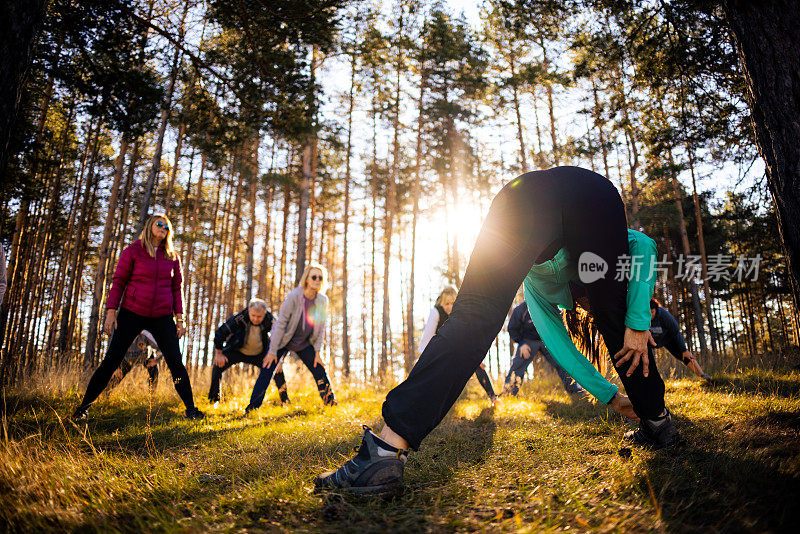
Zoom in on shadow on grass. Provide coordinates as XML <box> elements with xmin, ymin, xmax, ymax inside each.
<box><xmin>2</xmin><ymin>396</ymin><xmax>184</xmax><ymax>442</ymax></box>
<box><xmin>642</xmin><ymin>414</ymin><xmax>800</xmax><ymax>532</ymax></box>
<box><xmin>701</xmin><ymin>373</ymin><xmax>800</xmax><ymax>399</ymax></box>
<box><xmin>299</xmin><ymin>406</ymin><xmax>499</xmax><ymax>531</ymax></box>
<box><xmin>543</xmin><ymin>398</ymin><xmax>800</xmax><ymax>530</ymax></box>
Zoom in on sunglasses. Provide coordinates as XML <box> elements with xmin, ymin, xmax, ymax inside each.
<box><xmin>310</xmin><ymin>275</ymin><xmax>323</xmax><ymax>281</ymax></box>
<box><xmin>155</xmin><ymin>221</ymin><xmax>169</xmax><ymax>230</ymax></box>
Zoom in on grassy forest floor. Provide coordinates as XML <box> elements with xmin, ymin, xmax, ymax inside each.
<box><xmin>2</xmin><ymin>366</ymin><xmax>800</xmax><ymax>532</ymax></box>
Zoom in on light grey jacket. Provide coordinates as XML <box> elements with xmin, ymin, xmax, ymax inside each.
<box><xmin>268</xmin><ymin>286</ymin><xmax>328</xmax><ymax>354</ymax></box>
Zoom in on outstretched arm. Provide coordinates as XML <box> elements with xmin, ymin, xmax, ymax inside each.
<box><xmin>418</xmin><ymin>308</ymin><xmax>439</xmax><ymax>355</ymax></box>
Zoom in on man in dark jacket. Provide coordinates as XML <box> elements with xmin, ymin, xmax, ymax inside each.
<box><xmin>209</xmin><ymin>298</ymin><xmax>289</xmax><ymax>403</ymax></box>
<box><xmin>503</xmin><ymin>301</ymin><xmax>583</xmax><ymax>395</ymax></box>
<box><xmin>649</xmin><ymin>299</ymin><xmax>711</xmax><ymax>380</ymax></box>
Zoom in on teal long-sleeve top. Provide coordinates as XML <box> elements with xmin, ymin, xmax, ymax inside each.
<box><xmin>522</xmin><ymin>229</ymin><xmax>657</xmax><ymax>404</ymax></box>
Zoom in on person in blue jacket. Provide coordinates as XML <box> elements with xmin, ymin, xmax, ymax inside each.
<box><xmin>649</xmin><ymin>299</ymin><xmax>711</xmax><ymax>380</ymax></box>
<box><xmin>316</xmin><ymin>167</ymin><xmax>680</xmax><ymax>496</ymax></box>
<box><xmin>503</xmin><ymin>301</ymin><xmax>584</xmax><ymax>395</ymax></box>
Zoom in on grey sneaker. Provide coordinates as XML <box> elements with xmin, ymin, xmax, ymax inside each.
<box><xmin>624</xmin><ymin>409</ymin><xmax>683</xmax><ymax>450</ymax></box>
<box><xmin>314</xmin><ymin>426</ymin><xmax>407</xmax><ymax>495</ymax></box>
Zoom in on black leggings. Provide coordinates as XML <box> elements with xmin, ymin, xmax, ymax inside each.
<box><xmin>383</xmin><ymin>167</ymin><xmax>666</xmax><ymax>449</ymax></box>
<box><xmin>248</xmin><ymin>345</ymin><xmax>335</xmax><ymax>409</ymax></box>
<box><xmin>208</xmin><ymin>349</ymin><xmax>288</xmax><ymax>403</ymax></box>
<box><xmin>78</xmin><ymin>308</ymin><xmax>196</xmax><ymax>410</ymax></box>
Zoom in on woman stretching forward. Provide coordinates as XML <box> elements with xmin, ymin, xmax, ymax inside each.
<box><xmin>73</xmin><ymin>214</ymin><xmax>203</xmax><ymax>420</ymax></box>
<box><xmin>246</xmin><ymin>264</ymin><xmax>336</xmax><ymax>412</ymax></box>
<box><xmin>316</xmin><ymin>166</ymin><xmax>679</xmax><ymax>495</ymax></box>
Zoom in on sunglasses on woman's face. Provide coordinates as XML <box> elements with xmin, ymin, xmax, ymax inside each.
<box><xmin>155</xmin><ymin>221</ymin><xmax>169</xmax><ymax>230</ymax></box>
<box><xmin>310</xmin><ymin>275</ymin><xmax>323</xmax><ymax>281</ymax></box>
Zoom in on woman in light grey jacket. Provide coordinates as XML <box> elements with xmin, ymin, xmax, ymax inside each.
<box><xmin>245</xmin><ymin>263</ymin><xmax>336</xmax><ymax>412</ymax></box>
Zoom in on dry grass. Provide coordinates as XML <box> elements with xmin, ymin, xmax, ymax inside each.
<box><xmin>1</xmin><ymin>364</ymin><xmax>799</xmax><ymax>532</ymax></box>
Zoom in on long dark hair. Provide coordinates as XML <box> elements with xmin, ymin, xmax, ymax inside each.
<box><xmin>564</xmin><ymin>307</ymin><xmax>608</xmax><ymax>372</ymax></box>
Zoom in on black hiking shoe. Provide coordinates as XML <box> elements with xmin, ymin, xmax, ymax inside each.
<box><xmin>623</xmin><ymin>409</ymin><xmax>683</xmax><ymax>450</ymax></box>
<box><xmin>185</xmin><ymin>407</ymin><xmax>205</xmax><ymax>420</ymax></box>
<box><xmin>71</xmin><ymin>406</ymin><xmax>88</xmax><ymax>421</ymax></box>
<box><xmin>314</xmin><ymin>426</ymin><xmax>407</xmax><ymax>496</ymax></box>
<box><xmin>208</xmin><ymin>395</ymin><xmax>220</xmax><ymax>403</ymax></box>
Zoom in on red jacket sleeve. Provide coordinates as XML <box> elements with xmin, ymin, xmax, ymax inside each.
<box><xmin>106</xmin><ymin>245</ymin><xmax>135</xmax><ymax>310</ymax></box>
<box><xmin>172</xmin><ymin>256</ymin><xmax>184</xmax><ymax>315</ymax></box>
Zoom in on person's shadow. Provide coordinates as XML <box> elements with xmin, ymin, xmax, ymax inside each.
<box><xmin>701</xmin><ymin>373</ymin><xmax>800</xmax><ymax>400</ymax></box>
<box><xmin>543</xmin><ymin>398</ymin><xmax>800</xmax><ymax>531</ymax></box>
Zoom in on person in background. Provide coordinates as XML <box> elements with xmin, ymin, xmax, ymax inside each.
<box><xmin>503</xmin><ymin>301</ymin><xmax>584</xmax><ymax>395</ymax></box>
<box><xmin>108</xmin><ymin>331</ymin><xmax>161</xmax><ymax>392</ymax></box>
<box><xmin>419</xmin><ymin>287</ymin><xmax>499</xmax><ymax>405</ymax></box>
<box><xmin>72</xmin><ymin>214</ymin><xmax>204</xmax><ymax>420</ymax></box>
<box><xmin>246</xmin><ymin>264</ymin><xmax>336</xmax><ymax>413</ymax></box>
<box><xmin>209</xmin><ymin>298</ymin><xmax>290</xmax><ymax>404</ymax></box>
<box><xmin>649</xmin><ymin>299</ymin><xmax>712</xmax><ymax>380</ymax></box>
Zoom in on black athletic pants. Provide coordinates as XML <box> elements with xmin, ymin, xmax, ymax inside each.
<box><xmin>383</xmin><ymin>167</ymin><xmax>666</xmax><ymax>449</ymax></box>
<box><xmin>247</xmin><ymin>345</ymin><xmax>335</xmax><ymax>409</ymax></box>
<box><xmin>208</xmin><ymin>349</ymin><xmax>288</xmax><ymax>403</ymax></box>
<box><xmin>79</xmin><ymin>308</ymin><xmax>196</xmax><ymax>411</ymax></box>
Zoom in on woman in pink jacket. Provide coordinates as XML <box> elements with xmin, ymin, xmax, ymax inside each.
<box><xmin>73</xmin><ymin>214</ymin><xmax>203</xmax><ymax>420</ymax></box>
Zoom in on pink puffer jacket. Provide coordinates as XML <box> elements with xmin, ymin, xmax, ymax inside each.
<box><xmin>106</xmin><ymin>240</ymin><xmax>184</xmax><ymax>318</ymax></box>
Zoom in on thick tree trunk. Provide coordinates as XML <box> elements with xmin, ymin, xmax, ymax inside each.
<box><xmin>406</xmin><ymin>70</ymin><xmax>427</xmax><ymax>374</ymax></box>
<box><xmin>84</xmin><ymin>137</ymin><xmax>129</xmax><ymax>366</ymax></box>
<box><xmin>723</xmin><ymin>1</ymin><xmax>800</xmax><ymax>312</ymax></box>
<box><xmin>296</xmin><ymin>144</ymin><xmax>312</xmax><ymax>281</ymax></box>
<box><xmin>342</xmin><ymin>50</ymin><xmax>356</xmax><ymax>378</ymax></box>
<box><xmin>296</xmin><ymin>48</ymin><xmax>318</xmax><ymax>283</ymax></box>
<box><xmin>245</xmin><ymin>137</ymin><xmax>259</xmax><ymax>301</ymax></box>
<box><xmin>381</xmin><ymin>10</ymin><xmax>404</xmax><ymax>381</ymax></box>
<box><xmin>164</xmin><ymin>122</ymin><xmax>185</xmax><ymax>215</ymax></box>
<box><xmin>135</xmin><ymin>47</ymin><xmax>180</xmax><ymax>235</ymax></box>
<box><xmin>688</xmin><ymin>154</ymin><xmax>719</xmax><ymax>356</ymax></box>
<box><xmin>509</xmin><ymin>53</ymin><xmax>527</xmax><ymax>171</ymax></box>
<box><xmin>666</xmin><ymin>148</ymin><xmax>707</xmax><ymax>355</ymax></box>
<box><xmin>0</xmin><ymin>0</ymin><xmax>49</xmax><ymax>182</ymax></box>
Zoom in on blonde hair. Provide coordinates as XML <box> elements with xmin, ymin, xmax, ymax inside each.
<box><xmin>435</xmin><ymin>286</ymin><xmax>457</xmax><ymax>307</ymax></box>
<box><xmin>139</xmin><ymin>213</ymin><xmax>177</xmax><ymax>260</ymax></box>
<box><xmin>298</xmin><ymin>263</ymin><xmax>328</xmax><ymax>294</ymax></box>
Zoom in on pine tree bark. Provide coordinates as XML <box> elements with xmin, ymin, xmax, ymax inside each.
<box><xmin>723</xmin><ymin>0</ymin><xmax>800</xmax><ymax>312</ymax></box>
<box><xmin>84</xmin><ymin>137</ymin><xmax>129</xmax><ymax>366</ymax></box>
<box><xmin>341</xmin><ymin>49</ymin><xmax>356</xmax><ymax>377</ymax></box>
<box><xmin>0</xmin><ymin>0</ymin><xmax>49</xmax><ymax>181</ymax></box>
<box><xmin>406</xmin><ymin>68</ymin><xmax>427</xmax><ymax>374</ymax></box>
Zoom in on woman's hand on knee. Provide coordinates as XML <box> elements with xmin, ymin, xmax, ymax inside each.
<box><xmin>213</xmin><ymin>350</ymin><xmax>228</xmax><ymax>368</ymax></box>
<box><xmin>313</xmin><ymin>353</ymin><xmax>323</xmax><ymax>368</ymax></box>
<box><xmin>262</xmin><ymin>353</ymin><xmax>277</xmax><ymax>369</ymax></box>
<box><xmin>613</xmin><ymin>328</ymin><xmax>656</xmax><ymax>377</ymax></box>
